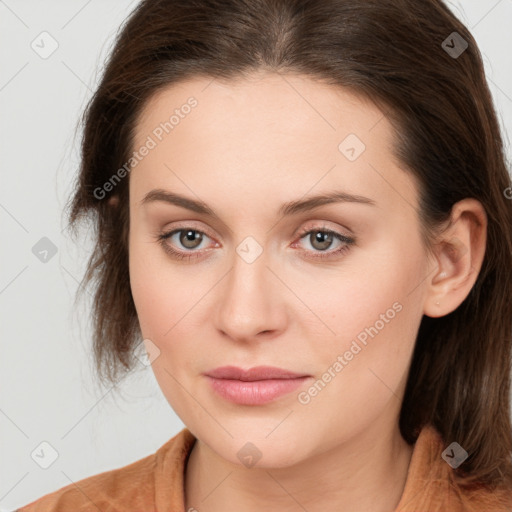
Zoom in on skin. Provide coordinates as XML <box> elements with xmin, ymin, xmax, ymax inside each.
<box><xmin>126</xmin><ymin>71</ymin><xmax>487</xmax><ymax>511</ymax></box>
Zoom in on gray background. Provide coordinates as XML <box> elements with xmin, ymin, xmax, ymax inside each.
<box><xmin>1</xmin><ymin>0</ymin><xmax>511</xmax><ymax>509</ymax></box>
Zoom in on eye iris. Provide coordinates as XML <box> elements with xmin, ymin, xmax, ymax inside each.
<box><xmin>180</xmin><ymin>229</ymin><xmax>202</xmax><ymax>249</ymax></box>
<box><xmin>311</xmin><ymin>231</ymin><xmax>333</xmax><ymax>251</ymax></box>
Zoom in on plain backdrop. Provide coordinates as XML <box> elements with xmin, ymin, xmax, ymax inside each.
<box><xmin>1</xmin><ymin>0</ymin><xmax>511</xmax><ymax>509</ymax></box>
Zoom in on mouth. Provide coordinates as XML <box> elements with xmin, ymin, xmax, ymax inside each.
<box><xmin>203</xmin><ymin>365</ymin><xmax>312</xmax><ymax>405</ymax></box>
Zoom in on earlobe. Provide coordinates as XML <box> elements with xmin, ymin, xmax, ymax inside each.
<box><xmin>423</xmin><ymin>199</ymin><xmax>487</xmax><ymax>319</ymax></box>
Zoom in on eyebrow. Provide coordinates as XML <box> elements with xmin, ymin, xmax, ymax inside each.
<box><xmin>140</xmin><ymin>188</ymin><xmax>376</xmax><ymax>218</ymax></box>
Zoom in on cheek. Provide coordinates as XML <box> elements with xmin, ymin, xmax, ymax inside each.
<box><xmin>308</xmin><ymin>244</ymin><xmax>422</xmax><ymax>339</ymax></box>
<box><xmin>129</xmin><ymin>250</ymin><xmax>166</xmax><ymax>338</ymax></box>
<box><xmin>300</xmin><ymin>234</ymin><xmax>426</xmax><ymax>381</ymax></box>
<box><xmin>128</xmin><ymin>227</ymin><xmax>198</xmax><ymax>339</ymax></box>
<box><xmin>128</xmin><ymin>243</ymin><xmax>200</xmax><ymax>416</ymax></box>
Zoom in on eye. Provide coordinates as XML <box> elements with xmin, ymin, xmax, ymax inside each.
<box><xmin>292</xmin><ymin>225</ymin><xmax>355</xmax><ymax>260</ymax></box>
<box><xmin>155</xmin><ymin>224</ymin><xmax>355</xmax><ymax>262</ymax></box>
<box><xmin>156</xmin><ymin>228</ymin><xmax>217</xmax><ymax>261</ymax></box>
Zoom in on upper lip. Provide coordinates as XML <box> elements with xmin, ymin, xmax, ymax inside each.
<box><xmin>205</xmin><ymin>365</ymin><xmax>309</xmax><ymax>381</ymax></box>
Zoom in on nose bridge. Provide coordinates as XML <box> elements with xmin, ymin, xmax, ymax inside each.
<box><xmin>214</xmin><ymin>235</ymin><xmax>282</xmax><ymax>339</ymax></box>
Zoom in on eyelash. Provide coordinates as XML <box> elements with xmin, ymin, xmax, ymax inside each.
<box><xmin>155</xmin><ymin>225</ymin><xmax>355</xmax><ymax>262</ymax></box>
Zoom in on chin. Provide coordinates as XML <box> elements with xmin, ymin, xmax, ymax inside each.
<box><xmin>199</xmin><ymin>428</ymin><xmax>312</xmax><ymax>469</ymax></box>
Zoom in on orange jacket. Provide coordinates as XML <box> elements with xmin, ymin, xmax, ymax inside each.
<box><xmin>15</xmin><ymin>424</ymin><xmax>512</xmax><ymax>511</ymax></box>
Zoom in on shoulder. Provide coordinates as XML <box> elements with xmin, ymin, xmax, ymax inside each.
<box><xmin>15</xmin><ymin>428</ymin><xmax>195</xmax><ymax>512</ymax></box>
<box><xmin>422</xmin><ymin>479</ymin><xmax>512</xmax><ymax>512</ymax></box>
<box><xmin>397</xmin><ymin>424</ymin><xmax>512</xmax><ymax>512</ymax></box>
<box><xmin>16</xmin><ymin>450</ymin><xmax>159</xmax><ymax>512</ymax></box>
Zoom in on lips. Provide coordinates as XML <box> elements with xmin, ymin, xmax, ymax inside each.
<box><xmin>204</xmin><ymin>365</ymin><xmax>312</xmax><ymax>405</ymax></box>
<box><xmin>205</xmin><ymin>365</ymin><xmax>309</xmax><ymax>381</ymax></box>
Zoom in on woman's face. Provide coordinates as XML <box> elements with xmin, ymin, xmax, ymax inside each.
<box><xmin>128</xmin><ymin>71</ymin><xmax>433</xmax><ymax>466</ymax></box>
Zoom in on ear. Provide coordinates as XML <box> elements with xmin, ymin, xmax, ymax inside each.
<box><xmin>423</xmin><ymin>198</ymin><xmax>487</xmax><ymax>318</ymax></box>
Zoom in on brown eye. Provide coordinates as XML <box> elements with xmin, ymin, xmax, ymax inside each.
<box><xmin>308</xmin><ymin>231</ymin><xmax>335</xmax><ymax>251</ymax></box>
<box><xmin>156</xmin><ymin>227</ymin><xmax>217</xmax><ymax>262</ymax></box>
<box><xmin>292</xmin><ymin>225</ymin><xmax>355</xmax><ymax>261</ymax></box>
<box><xmin>179</xmin><ymin>229</ymin><xmax>204</xmax><ymax>249</ymax></box>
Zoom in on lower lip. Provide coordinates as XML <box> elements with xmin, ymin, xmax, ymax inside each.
<box><xmin>205</xmin><ymin>376</ymin><xmax>311</xmax><ymax>405</ymax></box>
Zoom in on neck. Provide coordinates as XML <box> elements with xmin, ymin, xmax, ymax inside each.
<box><xmin>184</xmin><ymin>420</ymin><xmax>414</xmax><ymax>512</ymax></box>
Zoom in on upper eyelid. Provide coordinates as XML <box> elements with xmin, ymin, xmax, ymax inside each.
<box><xmin>163</xmin><ymin>218</ymin><xmax>351</xmax><ymax>237</ymax></box>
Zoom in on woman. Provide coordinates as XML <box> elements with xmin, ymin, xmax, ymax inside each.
<box><xmin>16</xmin><ymin>0</ymin><xmax>512</xmax><ymax>510</ymax></box>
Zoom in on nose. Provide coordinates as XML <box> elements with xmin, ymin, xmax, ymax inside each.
<box><xmin>213</xmin><ymin>245</ymin><xmax>287</xmax><ymax>343</ymax></box>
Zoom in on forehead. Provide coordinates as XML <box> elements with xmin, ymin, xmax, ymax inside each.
<box><xmin>129</xmin><ymin>72</ymin><xmax>417</xmax><ymax>218</ymax></box>
<box><xmin>132</xmin><ymin>71</ymin><xmax>388</xmax><ymax>151</ymax></box>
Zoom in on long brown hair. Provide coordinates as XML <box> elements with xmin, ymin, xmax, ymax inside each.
<box><xmin>65</xmin><ymin>0</ymin><xmax>512</xmax><ymax>496</ymax></box>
